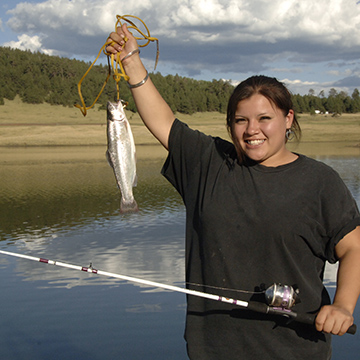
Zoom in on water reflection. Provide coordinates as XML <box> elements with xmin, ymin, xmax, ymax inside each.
<box><xmin>317</xmin><ymin>156</ymin><xmax>360</xmax><ymax>204</ymax></box>
<box><xmin>0</xmin><ymin>145</ymin><xmax>359</xmax><ymax>360</ymax></box>
<box><xmin>0</xmin><ymin>147</ymin><xmax>182</xmax><ymax>241</ymax></box>
<box><xmin>0</xmin><ymin>146</ymin><xmax>186</xmax><ymax>289</ymax></box>
<box><xmin>1</xmin><ymin>147</ymin><xmax>358</xmax><ymax>287</ymax></box>
<box><xmin>0</xmin><ymin>147</ymin><xmax>359</xmax><ymax>289</ymax></box>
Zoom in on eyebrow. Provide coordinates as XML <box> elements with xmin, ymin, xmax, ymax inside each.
<box><xmin>234</xmin><ymin>112</ymin><xmax>272</xmax><ymax>117</ymax></box>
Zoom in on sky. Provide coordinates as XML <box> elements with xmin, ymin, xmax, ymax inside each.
<box><xmin>1</xmin><ymin>0</ymin><xmax>360</xmax><ymax>96</ymax></box>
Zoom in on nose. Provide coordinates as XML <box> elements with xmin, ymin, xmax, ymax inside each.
<box><xmin>245</xmin><ymin>119</ymin><xmax>260</xmax><ymax>135</ymax></box>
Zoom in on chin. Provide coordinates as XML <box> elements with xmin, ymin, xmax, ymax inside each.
<box><xmin>245</xmin><ymin>153</ymin><xmax>266</xmax><ymax>163</ymax></box>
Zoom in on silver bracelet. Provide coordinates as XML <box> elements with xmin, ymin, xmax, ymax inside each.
<box><xmin>122</xmin><ymin>49</ymin><xmax>140</xmax><ymax>62</ymax></box>
<box><xmin>127</xmin><ymin>71</ymin><xmax>149</xmax><ymax>89</ymax></box>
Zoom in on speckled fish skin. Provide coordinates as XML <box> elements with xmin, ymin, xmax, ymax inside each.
<box><xmin>106</xmin><ymin>101</ymin><xmax>138</xmax><ymax>212</ymax></box>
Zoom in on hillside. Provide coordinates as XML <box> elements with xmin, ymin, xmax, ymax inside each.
<box><xmin>1</xmin><ymin>46</ymin><xmax>360</xmax><ymax>115</ymax></box>
<box><xmin>0</xmin><ymin>47</ymin><xmax>233</xmax><ymax>115</ymax></box>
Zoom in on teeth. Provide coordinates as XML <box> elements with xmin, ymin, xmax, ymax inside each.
<box><xmin>247</xmin><ymin>139</ymin><xmax>265</xmax><ymax>145</ymax></box>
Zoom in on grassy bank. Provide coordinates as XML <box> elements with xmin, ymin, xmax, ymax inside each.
<box><xmin>1</xmin><ymin>97</ymin><xmax>360</xmax><ymax>149</ymax></box>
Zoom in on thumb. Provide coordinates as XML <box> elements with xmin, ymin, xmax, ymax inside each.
<box><xmin>122</xmin><ymin>23</ymin><xmax>132</xmax><ymax>40</ymax></box>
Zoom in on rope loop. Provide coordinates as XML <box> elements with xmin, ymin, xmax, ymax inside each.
<box><xmin>75</xmin><ymin>15</ymin><xmax>159</xmax><ymax>116</ymax></box>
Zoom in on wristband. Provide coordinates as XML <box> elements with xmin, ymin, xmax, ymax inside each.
<box><xmin>122</xmin><ymin>49</ymin><xmax>140</xmax><ymax>62</ymax></box>
<box><xmin>127</xmin><ymin>71</ymin><xmax>149</xmax><ymax>89</ymax></box>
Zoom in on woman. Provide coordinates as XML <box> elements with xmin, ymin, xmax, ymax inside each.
<box><xmin>107</xmin><ymin>24</ymin><xmax>360</xmax><ymax>359</ymax></box>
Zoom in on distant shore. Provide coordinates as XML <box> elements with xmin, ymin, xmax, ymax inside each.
<box><xmin>1</xmin><ymin>97</ymin><xmax>360</xmax><ymax>156</ymax></box>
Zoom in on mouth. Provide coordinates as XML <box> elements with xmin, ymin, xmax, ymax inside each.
<box><xmin>245</xmin><ymin>139</ymin><xmax>265</xmax><ymax>146</ymax></box>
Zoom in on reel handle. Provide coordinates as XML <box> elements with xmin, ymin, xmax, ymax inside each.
<box><xmin>294</xmin><ymin>312</ymin><xmax>357</xmax><ymax>335</ymax></box>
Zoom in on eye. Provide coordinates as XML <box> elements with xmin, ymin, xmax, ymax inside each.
<box><xmin>235</xmin><ymin>117</ymin><xmax>247</xmax><ymax>123</ymax></box>
<box><xmin>259</xmin><ymin>116</ymin><xmax>271</xmax><ymax>121</ymax></box>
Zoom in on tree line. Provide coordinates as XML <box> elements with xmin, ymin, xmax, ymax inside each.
<box><xmin>1</xmin><ymin>46</ymin><xmax>359</xmax><ymax>115</ymax></box>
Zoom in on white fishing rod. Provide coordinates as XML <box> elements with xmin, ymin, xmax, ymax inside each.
<box><xmin>0</xmin><ymin>249</ymin><xmax>356</xmax><ymax>335</ymax></box>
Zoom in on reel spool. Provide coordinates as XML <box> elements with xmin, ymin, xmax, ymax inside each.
<box><xmin>265</xmin><ymin>283</ymin><xmax>299</xmax><ymax>309</ymax></box>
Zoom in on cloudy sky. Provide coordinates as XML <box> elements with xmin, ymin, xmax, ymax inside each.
<box><xmin>1</xmin><ymin>0</ymin><xmax>360</xmax><ymax>95</ymax></box>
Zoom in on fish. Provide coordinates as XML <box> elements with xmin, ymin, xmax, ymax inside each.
<box><xmin>106</xmin><ymin>100</ymin><xmax>138</xmax><ymax>213</ymax></box>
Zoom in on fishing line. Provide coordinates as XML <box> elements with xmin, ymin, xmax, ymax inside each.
<box><xmin>74</xmin><ymin>15</ymin><xmax>159</xmax><ymax>116</ymax></box>
<box><xmin>186</xmin><ymin>282</ymin><xmax>265</xmax><ymax>295</ymax></box>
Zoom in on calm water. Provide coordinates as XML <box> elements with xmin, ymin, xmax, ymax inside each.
<box><xmin>0</xmin><ymin>146</ymin><xmax>359</xmax><ymax>360</ymax></box>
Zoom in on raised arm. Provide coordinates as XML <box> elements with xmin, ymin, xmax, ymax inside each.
<box><xmin>106</xmin><ymin>24</ymin><xmax>175</xmax><ymax>149</ymax></box>
<box><xmin>316</xmin><ymin>225</ymin><xmax>360</xmax><ymax>335</ymax></box>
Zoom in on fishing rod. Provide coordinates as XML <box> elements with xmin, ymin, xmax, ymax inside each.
<box><xmin>0</xmin><ymin>249</ymin><xmax>356</xmax><ymax>335</ymax></box>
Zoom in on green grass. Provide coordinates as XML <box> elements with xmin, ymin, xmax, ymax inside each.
<box><xmin>1</xmin><ymin>97</ymin><xmax>360</xmax><ymax>149</ymax></box>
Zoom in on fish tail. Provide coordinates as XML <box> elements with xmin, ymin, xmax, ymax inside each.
<box><xmin>120</xmin><ymin>198</ymin><xmax>139</xmax><ymax>213</ymax></box>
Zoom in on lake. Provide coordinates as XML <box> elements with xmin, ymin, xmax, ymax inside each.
<box><xmin>0</xmin><ymin>144</ymin><xmax>359</xmax><ymax>360</ymax></box>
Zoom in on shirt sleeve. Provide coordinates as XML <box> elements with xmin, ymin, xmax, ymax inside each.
<box><xmin>161</xmin><ymin>119</ymin><xmax>215</xmax><ymax>203</ymax></box>
<box><xmin>320</xmin><ymin>165</ymin><xmax>360</xmax><ymax>262</ymax></box>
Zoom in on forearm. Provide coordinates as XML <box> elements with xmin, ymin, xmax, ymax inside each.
<box><xmin>316</xmin><ymin>226</ymin><xmax>360</xmax><ymax>335</ymax></box>
<box><xmin>333</xmin><ymin>248</ymin><xmax>360</xmax><ymax>313</ymax></box>
<box><xmin>123</xmin><ymin>55</ymin><xmax>175</xmax><ymax>149</ymax></box>
<box><xmin>107</xmin><ymin>23</ymin><xmax>175</xmax><ymax>149</ymax></box>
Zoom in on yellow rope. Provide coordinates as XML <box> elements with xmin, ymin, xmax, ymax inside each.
<box><xmin>74</xmin><ymin>15</ymin><xmax>159</xmax><ymax>116</ymax></box>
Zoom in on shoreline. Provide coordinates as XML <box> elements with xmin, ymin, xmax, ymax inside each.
<box><xmin>1</xmin><ymin>141</ymin><xmax>359</xmax><ymax>162</ymax></box>
<box><xmin>1</xmin><ymin>98</ymin><xmax>360</xmax><ymax>152</ymax></box>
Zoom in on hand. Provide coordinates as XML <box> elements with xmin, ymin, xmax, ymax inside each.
<box><xmin>315</xmin><ymin>304</ymin><xmax>354</xmax><ymax>335</ymax></box>
<box><xmin>106</xmin><ymin>23</ymin><xmax>139</xmax><ymax>62</ymax></box>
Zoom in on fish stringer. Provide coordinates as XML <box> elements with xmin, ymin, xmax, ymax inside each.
<box><xmin>74</xmin><ymin>14</ymin><xmax>159</xmax><ymax>116</ymax></box>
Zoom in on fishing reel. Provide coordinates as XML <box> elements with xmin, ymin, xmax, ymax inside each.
<box><xmin>264</xmin><ymin>283</ymin><xmax>299</xmax><ymax>309</ymax></box>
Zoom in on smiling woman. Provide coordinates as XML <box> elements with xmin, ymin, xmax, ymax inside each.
<box><xmin>104</xmin><ymin>25</ymin><xmax>360</xmax><ymax>360</ymax></box>
<box><xmin>226</xmin><ymin>75</ymin><xmax>301</xmax><ymax>166</ymax></box>
<box><xmin>233</xmin><ymin>94</ymin><xmax>297</xmax><ymax>166</ymax></box>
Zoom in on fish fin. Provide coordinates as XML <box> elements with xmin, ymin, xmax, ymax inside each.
<box><xmin>120</xmin><ymin>199</ymin><xmax>139</xmax><ymax>213</ymax></box>
<box><xmin>106</xmin><ymin>150</ymin><xmax>113</xmax><ymax>168</ymax></box>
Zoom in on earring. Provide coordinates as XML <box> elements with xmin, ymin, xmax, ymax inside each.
<box><xmin>285</xmin><ymin>128</ymin><xmax>294</xmax><ymax>141</ymax></box>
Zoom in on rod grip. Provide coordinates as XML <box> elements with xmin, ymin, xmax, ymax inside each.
<box><xmin>294</xmin><ymin>312</ymin><xmax>357</xmax><ymax>335</ymax></box>
<box><xmin>246</xmin><ymin>301</ymin><xmax>271</xmax><ymax>314</ymax></box>
<box><xmin>247</xmin><ymin>302</ymin><xmax>357</xmax><ymax>335</ymax></box>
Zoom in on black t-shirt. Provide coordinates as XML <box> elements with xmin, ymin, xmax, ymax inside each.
<box><xmin>162</xmin><ymin>119</ymin><xmax>360</xmax><ymax>359</ymax></box>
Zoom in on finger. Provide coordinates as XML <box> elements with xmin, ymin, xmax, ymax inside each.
<box><xmin>122</xmin><ymin>23</ymin><xmax>130</xmax><ymax>37</ymax></box>
<box><xmin>318</xmin><ymin>314</ymin><xmax>352</xmax><ymax>335</ymax></box>
<box><xmin>330</xmin><ymin>321</ymin><xmax>343</xmax><ymax>336</ymax></box>
<box><xmin>108</xmin><ymin>29</ymin><xmax>125</xmax><ymax>42</ymax></box>
<box><xmin>322</xmin><ymin>318</ymin><xmax>336</xmax><ymax>334</ymax></box>
<box><xmin>314</xmin><ymin>310</ymin><xmax>327</xmax><ymax>332</ymax></box>
<box><xmin>338</xmin><ymin>320</ymin><xmax>354</xmax><ymax>336</ymax></box>
<box><xmin>110</xmin><ymin>30</ymin><xmax>122</xmax><ymax>42</ymax></box>
<box><xmin>105</xmin><ymin>45</ymin><xmax>117</xmax><ymax>55</ymax></box>
<box><xmin>106</xmin><ymin>32</ymin><xmax>125</xmax><ymax>53</ymax></box>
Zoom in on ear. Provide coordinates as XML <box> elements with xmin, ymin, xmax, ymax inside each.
<box><xmin>285</xmin><ymin>109</ymin><xmax>294</xmax><ymax>129</ymax></box>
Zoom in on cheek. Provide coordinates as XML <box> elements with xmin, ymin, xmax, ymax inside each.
<box><xmin>262</xmin><ymin>121</ymin><xmax>286</xmax><ymax>136</ymax></box>
<box><xmin>233</xmin><ymin>124</ymin><xmax>244</xmax><ymax>140</ymax></box>
<box><xmin>231</xmin><ymin>126</ymin><xmax>244</xmax><ymax>151</ymax></box>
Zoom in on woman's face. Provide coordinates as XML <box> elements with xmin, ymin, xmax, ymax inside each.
<box><xmin>233</xmin><ymin>93</ymin><xmax>294</xmax><ymax>167</ymax></box>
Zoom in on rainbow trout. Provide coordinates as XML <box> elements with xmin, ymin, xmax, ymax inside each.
<box><xmin>106</xmin><ymin>100</ymin><xmax>138</xmax><ymax>212</ymax></box>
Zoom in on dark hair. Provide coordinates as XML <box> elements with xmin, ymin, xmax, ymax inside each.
<box><xmin>226</xmin><ymin>75</ymin><xmax>301</xmax><ymax>161</ymax></box>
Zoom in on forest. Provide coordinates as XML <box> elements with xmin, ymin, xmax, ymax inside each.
<box><xmin>1</xmin><ymin>46</ymin><xmax>360</xmax><ymax>115</ymax></box>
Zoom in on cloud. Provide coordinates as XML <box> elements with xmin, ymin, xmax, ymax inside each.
<box><xmin>3</xmin><ymin>33</ymin><xmax>57</xmax><ymax>55</ymax></box>
<box><xmin>271</xmin><ymin>67</ymin><xmax>305</xmax><ymax>74</ymax></box>
<box><xmin>326</xmin><ymin>68</ymin><xmax>355</xmax><ymax>77</ymax></box>
<box><xmin>3</xmin><ymin>0</ymin><xmax>360</xmax><ymax>90</ymax></box>
<box><xmin>333</xmin><ymin>75</ymin><xmax>360</xmax><ymax>89</ymax></box>
<box><xmin>282</xmin><ymin>77</ymin><xmax>359</xmax><ymax>96</ymax></box>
